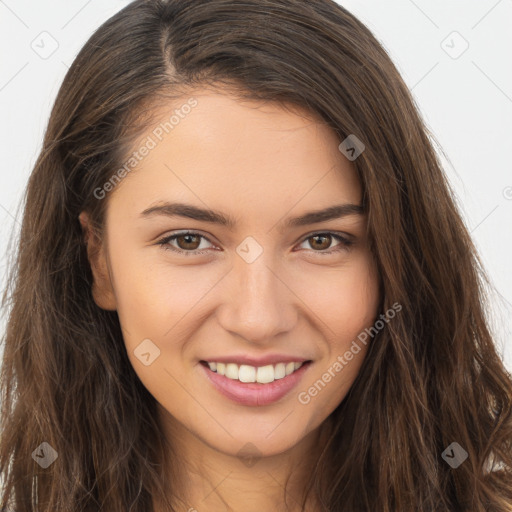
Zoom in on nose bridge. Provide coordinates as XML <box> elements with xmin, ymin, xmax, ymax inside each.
<box><xmin>218</xmin><ymin>249</ymin><xmax>296</xmax><ymax>342</ymax></box>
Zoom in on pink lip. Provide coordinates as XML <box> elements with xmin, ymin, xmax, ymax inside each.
<box><xmin>200</xmin><ymin>361</ymin><xmax>312</xmax><ymax>407</ymax></box>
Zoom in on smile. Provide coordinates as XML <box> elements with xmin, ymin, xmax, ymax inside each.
<box><xmin>202</xmin><ymin>360</ymin><xmax>305</xmax><ymax>384</ymax></box>
<box><xmin>199</xmin><ymin>360</ymin><xmax>313</xmax><ymax>406</ymax></box>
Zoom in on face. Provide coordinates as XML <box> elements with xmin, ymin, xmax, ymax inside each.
<box><xmin>81</xmin><ymin>89</ymin><xmax>380</xmax><ymax>460</ymax></box>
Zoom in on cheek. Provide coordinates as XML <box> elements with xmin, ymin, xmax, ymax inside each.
<box><xmin>328</xmin><ymin>257</ymin><xmax>380</xmax><ymax>365</ymax></box>
<box><xmin>296</xmin><ymin>255</ymin><xmax>379</xmax><ymax>409</ymax></box>
<box><xmin>109</xmin><ymin>248</ymin><xmax>218</xmax><ymax>342</ymax></box>
<box><xmin>294</xmin><ymin>253</ymin><xmax>380</xmax><ymax>338</ymax></box>
<box><xmin>337</xmin><ymin>259</ymin><xmax>380</xmax><ymax>336</ymax></box>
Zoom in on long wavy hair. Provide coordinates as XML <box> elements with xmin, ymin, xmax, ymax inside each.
<box><xmin>1</xmin><ymin>0</ymin><xmax>511</xmax><ymax>510</ymax></box>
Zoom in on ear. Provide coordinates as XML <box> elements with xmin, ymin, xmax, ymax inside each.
<box><xmin>78</xmin><ymin>211</ymin><xmax>117</xmax><ymax>311</ymax></box>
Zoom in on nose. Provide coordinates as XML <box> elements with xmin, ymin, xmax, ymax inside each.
<box><xmin>216</xmin><ymin>253</ymin><xmax>297</xmax><ymax>344</ymax></box>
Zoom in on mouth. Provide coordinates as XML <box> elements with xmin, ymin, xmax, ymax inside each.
<box><xmin>199</xmin><ymin>359</ymin><xmax>313</xmax><ymax>406</ymax></box>
<box><xmin>200</xmin><ymin>360</ymin><xmax>309</xmax><ymax>383</ymax></box>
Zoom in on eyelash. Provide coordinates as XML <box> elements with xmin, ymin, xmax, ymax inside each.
<box><xmin>156</xmin><ymin>230</ymin><xmax>354</xmax><ymax>256</ymax></box>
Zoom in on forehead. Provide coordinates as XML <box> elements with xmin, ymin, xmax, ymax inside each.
<box><xmin>107</xmin><ymin>90</ymin><xmax>362</xmax><ymax>222</ymax></box>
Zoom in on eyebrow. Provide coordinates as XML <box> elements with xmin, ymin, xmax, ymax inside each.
<box><xmin>140</xmin><ymin>202</ymin><xmax>364</xmax><ymax>230</ymax></box>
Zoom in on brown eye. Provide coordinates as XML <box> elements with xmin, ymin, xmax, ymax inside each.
<box><xmin>175</xmin><ymin>233</ymin><xmax>202</xmax><ymax>250</ymax></box>
<box><xmin>297</xmin><ymin>232</ymin><xmax>353</xmax><ymax>254</ymax></box>
<box><xmin>308</xmin><ymin>234</ymin><xmax>332</xmax><ymax>251</ymax></box>
<box><xmin>157</xmin><ymin>231</ymin><xmax>215</xmax><ymax>255</ymax></box>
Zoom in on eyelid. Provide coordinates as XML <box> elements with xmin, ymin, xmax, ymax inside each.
<box><xmin>156</xmin><ymin>230</ymin><xmax>219</xmax><ymax>255</ymax></box>
<box><xmin>297</xmin><ymin>229</ymin><xmax>355</xmax><ymax>244</ymax></box>
<box><xmin>156</xmin><ymin>229</ymin><xmax>355</xmax><ymax>256</ymax></box>
<box><xmin>294</xmin><ymin>231</ymin><xmax>354</xmax><ymax>254</ymax></box>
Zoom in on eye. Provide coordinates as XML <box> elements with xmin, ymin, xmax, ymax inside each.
<box><xmin>156</xmin><ymin>231</ymin><xmax>216</xmax><ymax>256</ymax></box>
<box><xmin>156</xmin><ymin>230</ymin><xmax>354</xmax><ymax>256</ymax></box>
<box><xmin>296</xmin><ymin>232</ymin><xmax>354</xmax><ymax>254</ymax></box>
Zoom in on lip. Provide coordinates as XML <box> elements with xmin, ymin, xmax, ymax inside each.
<box><xmin>199</xmin><ymin>354</ymin><xmax>311</xmax><ymax>366</ymax></box>
<box><xmin>199</xmin><ymin>360</ymin><xmax>312</xmax><ymax>407</ymax></box>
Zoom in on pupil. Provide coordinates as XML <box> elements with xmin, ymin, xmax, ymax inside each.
<box><xmin>312</xmin><ymin>234</ymin><xmax>330</xmax><ymax>250</ymax></box>
<box><xmin>181</xmin><ymin>234</ymin><xmax>199</xmax><ymax>249</ymax></box>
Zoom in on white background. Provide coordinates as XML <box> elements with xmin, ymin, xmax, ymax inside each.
<box><xmin>0</xmin><ymin>0</ymin><xmax>511</xmax><ymax>369</ymax></box>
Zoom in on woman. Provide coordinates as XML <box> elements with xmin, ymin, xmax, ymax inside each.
<box><xmin>1</xmin><ymin>0</ymin><xmax>511</xmax><ymax>510</ymax></box>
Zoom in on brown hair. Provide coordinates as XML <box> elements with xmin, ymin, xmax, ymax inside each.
<box><xmin>1</xmin><ymin>0</ymin><xmax>511</xmax><ymax>510</ymax></box>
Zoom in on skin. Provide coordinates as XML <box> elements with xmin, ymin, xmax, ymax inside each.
<box><xmin>80</xmin><ymin>89</ymin><xmax>380</xmax><ymax>512</ymax></box>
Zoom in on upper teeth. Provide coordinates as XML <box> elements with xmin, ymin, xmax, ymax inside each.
<box><xmin>207</xmin><ymin>361</ymin><xmax>304</xmax><ymax>383</ymax></box>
